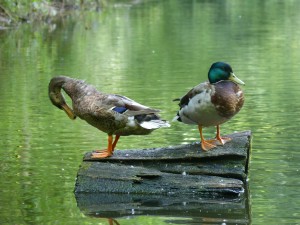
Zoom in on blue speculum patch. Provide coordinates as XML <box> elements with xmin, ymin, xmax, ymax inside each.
<box><xmin>112</xmin><ymin>106</ymin><xmax>128</xmax><ymax>114</ymax></box>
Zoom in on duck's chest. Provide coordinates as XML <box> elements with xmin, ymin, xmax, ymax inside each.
<box><xmin>179</xmin><ymin>82</ymin><xmax>244</xmax><ymax>126</ymax></box>
<box><xmin>180</xmin><ymin>91</ymin><xmax>227</xmax><ymax>126</ymax></box>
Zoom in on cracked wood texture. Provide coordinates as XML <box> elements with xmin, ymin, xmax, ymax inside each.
<box><xmin>75</xmin><ymin>130</ymin><xmax>252</xmax><ymax>196</ymax></box>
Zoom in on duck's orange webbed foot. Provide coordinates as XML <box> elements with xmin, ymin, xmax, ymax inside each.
<box><xmin>204</xmin><ymin>136</ymin><xmax>231</xmax><ymax>147</ymax></box>
<box><xmin>91</xmin><ymin>135</ymin><xmax>120</xmax><ymax>159</ymax></box>
<box><xmin>200</xmin><ymin>140</ymin><xmax>217</xmax><ymax>151</ymax></box>
<box><xmin>214</xmin><ymin>125</ymin><xmax>231</xmax><ymax>146</ymax></box>
<box><xmin>91</xmin><ymin>150</ymin><xmax>113</xmax><ymax>158</ymax></box>
<box><xmin>198</xmin><ymin>125</ymin><xmax>217</xmax><ymax>151</ymax></box>
<box><xmin>215</xmin><ymin>136</ymin><xmax>231</xmax><ymax>145</ymax></box>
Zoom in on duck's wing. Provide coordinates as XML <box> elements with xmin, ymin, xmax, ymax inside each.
<box><xmin>175</xmin><ymin>82</ymin><xmax>211</xmax><ymax>109</ymax></box>
<box><xmin>172</xmin><ymin>82</ymin><xmax>213</xmax><ymax>123</ymax></box>
<box><xmin>102</xmin><ymin>94</ymin><xmax>160</xmax><ymax>116</ymax></box>
<box><xmin>110</xmin><ymin>94</ymin><xmax>171</xmax><ymax>129</ymax></box>
<box><xmin>83</xmin><ymin>93</ymin><xmax>169</xmax><ymax>130</ymax></box>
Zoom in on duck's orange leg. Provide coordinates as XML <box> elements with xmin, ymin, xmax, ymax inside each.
<box><xmin>97</xmin><ymin>218</ymin><xmax>120</xmax><ymax>225</ymax></box>
<box><xmin>108</xmin><ymin>218</ymin><xmax>120</xmax><ymax>225</ymax></box>
<box><xmin>215</xmin><ymin>125</ymin><xmax>231</xmax><ymax>145</ymax></box>
<box><xmin>92</xmin><ymin>135</ymin><xmax>120</xmax><ymax>158</ymax></box>
<box><xmin>198</xmin><ymin>125</ymin><xmax>216</xmax><ymax>151</ymax></box>
<box><xmin>112</xmin><ymin>135</ymin><xmax>120</xmax><ymax>150</ymax></box>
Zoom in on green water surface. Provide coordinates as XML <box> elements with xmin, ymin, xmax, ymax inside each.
<box><xmin>0</xmin><ymin>0</ymin><xmax>299</xmax><ymax>224</ymax></box>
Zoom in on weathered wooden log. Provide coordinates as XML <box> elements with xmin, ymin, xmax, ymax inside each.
<box><xmin>75</xmin><ymin>130</ymin><xmax>252</xmax><ymax>196</ymax></box>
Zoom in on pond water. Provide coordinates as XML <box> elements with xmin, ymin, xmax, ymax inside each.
<box><xmin>1</xmin><ymin>0</ymin><xmax>300</xmax><ymax>224</ymax></box>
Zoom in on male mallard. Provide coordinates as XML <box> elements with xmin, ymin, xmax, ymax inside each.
<box><xmin>173</xmin><ymin>62</ymin><xmax>245</xmax><ymax>151</ymax></box>
<box><xmin>49</xmin><ymin>76</ymin><xmax>170</xmax><ymax>158</ymax></box>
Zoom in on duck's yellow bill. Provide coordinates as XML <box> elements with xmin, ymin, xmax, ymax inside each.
<box><xmin>62</xmin><ymin>103</ymin><xmax>76</xmax><ymax>120</ymax></box>
<box><xmin>229</xmin><ymin>72</ymin><xmax>245</xmax><ymax>85</ymax></box>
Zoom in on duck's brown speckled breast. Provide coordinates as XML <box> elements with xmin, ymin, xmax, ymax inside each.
<box><xmin>211</xmin><ymin>81</ymin><xmax>244</xmax><ymax>119</ymax></box>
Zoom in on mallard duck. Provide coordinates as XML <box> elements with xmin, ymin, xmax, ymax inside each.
<box><xmin>48</xmin><ymin>76</ymin><xmax>170</xmax><ymax>158</ymax></box>
<box><xmin>173</xmin><ymin>62</ymin><xmax>245</xmax><ymax>151</ymax></box>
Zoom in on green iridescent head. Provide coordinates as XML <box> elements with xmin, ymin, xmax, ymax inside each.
<box><xmin>208</xmin><ymin>62</ymin><xmax>245</xmax><ymax>85</ymax></box>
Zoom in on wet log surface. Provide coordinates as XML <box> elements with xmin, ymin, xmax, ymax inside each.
<box><xmin>75</xmin><ymin>130</ymin><xmax>252</xmax><ymax>195</ymax></box>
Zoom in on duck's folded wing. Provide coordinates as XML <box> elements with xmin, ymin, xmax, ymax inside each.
<box><xmin>177</xmin><ymin>82</ymin><xmax>211</xmax><ymax>108</ymax></box>
<box><xmin>90</xmin><ymin>94</ymin><xmax>170</xmax><ymax>129</ymax></box>
<box><xmin>109</xmin><ymin>94</ymin><xmax>160</xmax><ymax>116</ymax></box>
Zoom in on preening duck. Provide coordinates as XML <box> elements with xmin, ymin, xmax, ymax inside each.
<box><xmin>173</xmin><ymin>62</ymin><xmax>245</xmax><ymax>151</ymax></box>
<box><xmin>49</xmin><ymin>76</ymin><xmax>170</xmax><ymax>158</ymax></box>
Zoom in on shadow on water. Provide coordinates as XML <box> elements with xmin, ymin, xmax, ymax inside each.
<box><xmin>75</xmin><ymin>185</ymin><xmax>251</xmax><ymax>224</ymax></box>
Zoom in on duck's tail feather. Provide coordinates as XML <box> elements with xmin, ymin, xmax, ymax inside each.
<box><xmin>140</xmin><ymin>120</ymin><xmax>170</xmax><ymax>129</ymax></box>
<box><xmin>172</xmin><ymin>115</ymin><xmax>180</xmax><ymax>122</ymax></box>
<box><xmin>172</xmin><ymin>111</ymin><xmax>182</xmax><ymax>122</ymax></box>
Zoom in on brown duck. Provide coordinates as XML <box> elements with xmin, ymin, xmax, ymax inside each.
<box><xmin>49</xmin><ymin>76</ymin><xmax>170</xmax><ymax>158</ymax></box>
